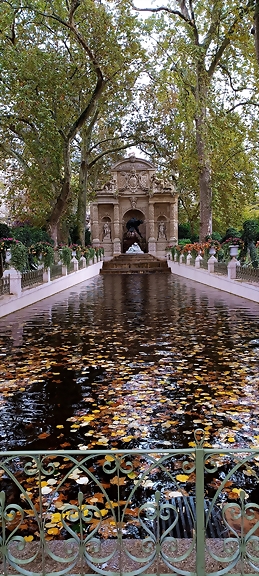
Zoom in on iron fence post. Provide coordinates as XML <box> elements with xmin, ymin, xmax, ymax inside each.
<box><xmin>195</xmin><ymin>431</ymin><xmax>205</xmax><ymax>576</ymax></box>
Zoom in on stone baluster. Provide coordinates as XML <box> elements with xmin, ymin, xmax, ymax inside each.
<box><xmin>4</xmin><ymin>268</ymin><xmax>21</xmax><ymax>296</ymax></box>
<box><xmin>80</xmin><ymin>256</ymin><xmax>86</xmax><ymax>268</ymax></box>
<box><xmin>228</xmin><ymin>258</ymin><xmax>239</xmax><ymax>279</ymax></box>
<box><xmin>195</xmin><ymin>254</ymin><xmax>203</xmax><ymax>268</ymax></box>
<box><xmin>43</xmin><ymin>268</ymin><xmax>51</xmax><ymax>282</ymax></box>
<box><xmin>72</xmin><ymin>257</ymin><xmax>78</xmax><ymax>271</ymax></box>
<box><xmin>186</xmin><ymin>251</ymin><xmax>192</xmax><ymax>265</ymax></box>
<box><xmin>208</xmin><ymin>255</ymin><xmax>217</xmax><ymax>273</ymax></box>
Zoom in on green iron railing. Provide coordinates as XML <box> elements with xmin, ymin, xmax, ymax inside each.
<box><xmin>1</xmin><ymin>430</ymin><xmax>259</xmax><ymax>576</ymax></box>
<box><xmin>21</xmin><ymin>270</ymin><xmax>44</xmax><ymax>290</ymax></box>
<box><xmin>0</xmin><ymin>275</ymin><xmax>10</xmax><ymax>296</ymax></box>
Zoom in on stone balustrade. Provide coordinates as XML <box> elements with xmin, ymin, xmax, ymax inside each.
<box><xmin>0</xmin><ymin>258</ymin><xmax>103</xmax><ymax>318</ymax></box>
<box><xmin>167</xmin><ymin>254</ymin><xmax>259</xmax><ymax>303</ymax></box>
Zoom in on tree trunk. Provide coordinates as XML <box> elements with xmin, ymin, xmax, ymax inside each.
<box><xmin>77</xmin><ymin>132</ymin><xmax>89</xmax><ymax>247</ymax></box>
<box><xmin>47</xmin><ymin>140</ymin><xmax>71</xmax><ymax>246</ymax></box>
<box><xmin>255</xmin><ymin>0</ymin><xmax>259</xmax><ymax>64</ymax></box>
<box><xmin>195</xmin><ymin>66</ymin><xmax>212</xmax><ymax>241</ymax></box>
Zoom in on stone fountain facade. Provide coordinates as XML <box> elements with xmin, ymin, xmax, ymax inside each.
<box><xmin>90</xmin><ymin>154</ymin><xmax>178</xmax><ymax>259</ymax></box>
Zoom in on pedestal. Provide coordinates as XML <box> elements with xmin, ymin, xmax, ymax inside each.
<box><xmin>113</xmin><ymin>239</ymin><xmax>121</xmax><ymax>255</ymax></box>
<box><xmin>148</xmin><ymin>238</ymin><xmax>156</xmax><ymax>255</ymax></box>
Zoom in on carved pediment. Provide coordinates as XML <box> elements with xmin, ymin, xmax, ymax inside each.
<box><xmin>111</xmin><ymin>153</ymin><xmax>154</xmax><ymax>173</ymax></box>
<box><xmin>117</xmin><ymin>169</ymin><xmax>150</xmax><ymax>193</ymax></box>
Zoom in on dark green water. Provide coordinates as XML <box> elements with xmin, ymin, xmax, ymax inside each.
<box><xmin>0</xmin><ymin>273</ymin><xmax>259</xmax><ymax>451</ymax></box>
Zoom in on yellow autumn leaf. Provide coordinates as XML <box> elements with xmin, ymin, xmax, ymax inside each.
<box><xmin>232</xmin><ymin>488</ymin><xmax>242</xmax><ymax>495</ymax></box>
<box><xmin>94</xmin><ymin>509</ymin><xmax>108</xmax><ymax>518</ymax></box>
<box><xmin>56</xmin><ymin>425</ymin><xmax>64</xmax><ymax>429</ymax></box>
<box><xmin>105</xmin><ymin>501</ymin><xmax>118</xmax><ymax>509</ymax></box>
<box><xmin>24</xmin><ymin>535</ymin><xmax>34</xmax><ymax>542</ymax></box>
<box><xmin>121</xmin><ymin>435</ymin><xmax>134</xmax><ymax>442</ymax></box>
<box><xmin>47</xmin><ymin>527</ymin><xmax>59</xmax><ymax>535</ymax></box>
<box><xmin>127</xmin><ymin>471</ymin><xmax>137</xmax><ymax>479</ymax></box>
<box><xmin>227</xmin><ymin>437</ymin><xmax>236</xmax><ymax>443</ymax></box>
<box><xmin>105</xmin><ymin>455</ymin><xmax>115</xmax><ymax>462</ymax></box>
<box><xmin>176</xmin><ymin>474</ymin><xmax>190</xmax><ymax>482</ymax></box>
<box><xmin>51</xmin><ymin>513</ymin><xmax>62</xmax><ymax>523</ymax></box>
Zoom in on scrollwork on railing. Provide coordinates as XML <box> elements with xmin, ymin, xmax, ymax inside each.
<box><xmin>204</xmin><ymin>449</ymin><xmax>259</xmax><ymax>575</ymax></box>
<box><xmin>2</xmin><ymin>443</ymin><xmax>259</xmax><ymax>575</ymax></box>
<box><xmin>121</xmin><ymin>490</ymin><xmax>195</xmax><ymax>576</ymax></box>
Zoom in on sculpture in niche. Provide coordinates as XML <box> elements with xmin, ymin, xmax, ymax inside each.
<box><xmin>103</xmin><ymin>222</ymin><xmax>111</xmax><ymax>240</ymax></box>
<box><xmin>158</xmin><ymin>221</ymin><xmax>167</xmax><ymax>240</ymax></box>
<box><xmin>126</xmin><ymin>217</ymin><xmax>143</xmax><ymax>238</ymax></box>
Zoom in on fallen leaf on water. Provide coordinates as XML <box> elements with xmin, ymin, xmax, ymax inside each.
<box><xmin>38</xmin><ymin>432</ymin><xmax>50</xmax><ymax>440</ymax></box>
<box><xmin>110</xmin><ymin>476</ymin><xmax>127</xmax><ymax>486</ymax></box>
<box><xmin>76</xmin><ymin>476</ymin><xmax>89</xmax><ymax>485</ymax></box>
<box><xmin>176</xmin><ymin>474</ymin><xmax>190</xmax><ymax>482</ymax></box>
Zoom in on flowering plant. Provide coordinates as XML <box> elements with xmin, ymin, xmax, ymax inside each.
<box><xmin>59</xmin><ymin>246</ymin><xmax>72</xmax><ymax>267</ymax></box>
<box><xmin>0</xmin><ymin>237</ymin><xmax>20</xmax><ymax>251</ymax></box>
<box><xmin>29</xmin><ymin>242</ymin><xmax>54</xmax><ymax>269</ymax></box>
<box><xmin>203</xmin><ymin>238</ymin><xmax>221</xmax><ymax>258</ymax></box>
<box><xmin>221</xmin><ymin>237</ymin><xmax>244</xmax><ymax>248</ymax></box>
<box><xmin>94</xmin><ymin>246</ymin><xmax>104</xmax><ymax>258</ymax></box>
<box><xmin>221</xmin><ymin>237</ymin><xmax>244</xmax><ymax>261</ymax></box>
<box><xmin>69</xmin><ymin>244</ymin><xmax>82</xmax><ymax>260</ymax></box>
<box><xmin>9</xmin><ymin>241</ymin><xmax>28</xmax><ymax>272</ymax></box>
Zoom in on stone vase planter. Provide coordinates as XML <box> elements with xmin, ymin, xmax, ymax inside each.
<box><xmin>229</xmin><ymin>245</ymin><xmax>239</xmax><ymax>257</ymax></box>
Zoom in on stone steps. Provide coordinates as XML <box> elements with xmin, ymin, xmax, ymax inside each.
<box><xmin>101</xmin><ymin>254</ymin><xmax>170</xmax><ymax>274</ymax></box>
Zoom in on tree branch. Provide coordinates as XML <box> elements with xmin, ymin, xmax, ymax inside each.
<box><xmin>219</xmin><ymin>63</ymin><xmax>247</xmax><ymax>92</ymax></box>
<box><xmin>0</xmin><ymin>142</ymin><xmax>29</xmax><ymax>170</ymax></box>
<box><xmin>130</xmin><ymin>2</ymin><xmax>195</xmax><ymax>28</ymax></box>
<box><xmin>207</xmin><ymin>3</ymin><xmax>253</xmax><ymax>77</ymax></box>
<box><xmin>67</xmin><ymin>75</ymin><xmax>105</xmax><ymax>141</ymax></box>
<box><xmin>226</xmin><ymin>100</ymin><xmax>259</xmax><ymax>113</ymax></box>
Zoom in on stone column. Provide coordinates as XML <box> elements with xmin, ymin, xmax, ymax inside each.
<box><xmin>91</xmin><ymin>203</ymin><xmax>100</xmax><ymax>247</ymax></box>
<box><xmin>148</xmin><ymin>202</ymin><xmax>156</xmax><ymax>254</ymax></box>
<box><xmin>113</xmin><ymin>203</ymin><xmax>121</xmax><ymax>255</ymax></box>
<box><xmin>169</xmin><ymin>197</ymin><xmax>178</xmax><ymax>243</ymax></box>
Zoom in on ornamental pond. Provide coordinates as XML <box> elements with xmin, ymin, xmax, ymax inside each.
<box><xmin>0</xmin><ymin>273</ymin><xmax>259</xmax><ymax>453</ymax></box>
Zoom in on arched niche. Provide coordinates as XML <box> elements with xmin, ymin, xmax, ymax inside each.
<box><xmin>101</xmin><ymin>216</ymin><xmax>112</xmax><ymax>241</ymax></box>
<box><xmin>157</xmin><ymin>215</ymin><xmax>168</xmax><ymax>241</ymax></box>
<box><xmin>122</xmin><ymin>209</ymin><xmax>147</xmax><ymax>253</ymax></box>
